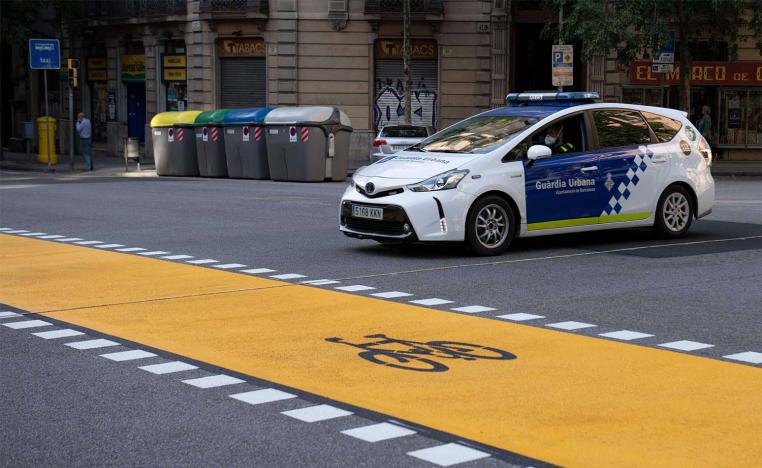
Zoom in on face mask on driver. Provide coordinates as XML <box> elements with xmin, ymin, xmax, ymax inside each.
<box><xmin>544</xmin><ymin>135</ymin><xmax>557</xmax><ymax>146</ymax></box>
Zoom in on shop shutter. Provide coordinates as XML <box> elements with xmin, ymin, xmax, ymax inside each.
<box><xmin>374</xmin><ymin>59</ymin><xmax>438</xmax><ymax>130</ymax></box>
<box><xmin>220</xmin><ymin>58</ymin><xmax>266</xmax><ymax>107</ymax></box>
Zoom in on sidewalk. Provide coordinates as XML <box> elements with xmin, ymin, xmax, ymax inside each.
<box><xmin>709</xmin><ymin>160</ymin><xmax>762</xmax><ymax>177</ymax></box>
<box><xmin>0</xmin><ymin>150</ymin><xmax>156</xmax><ymax>178</ymax></box>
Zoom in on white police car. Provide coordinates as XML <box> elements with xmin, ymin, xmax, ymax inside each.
<box><xmin>340</xmin><ymin>92</ymin><xmax>714</xmax><ymax>255</ymax></box>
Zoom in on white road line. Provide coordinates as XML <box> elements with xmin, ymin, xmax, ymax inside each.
<box><xmin>723</xmin><ymin>351</ymin><xmax>762</xmax><ymax>364</ymax></box>
<box><xmin>229</xmin><ymin>388</ymin><xmax>297</xmax><ymax>405</ymax></box>
<box><xmin>100</xmin><ymin>350</ymin><xmax>157</xmax><ymax>362</ymax></box>
<box><xmin>0</xmin><ymin>311</ymin><xmax>22</xmax><ymax>319</ymax></box>
<box><xmin>546</xmin><ymin>321</ymin><xmax>597</xmax><ymax>331</ymax></box>
<box><xmin>116</xmin><ymin>247</ymin><xmax>147</xmax><ymax>252</ymax></box>
<box><xmin>65</xmin><ymin>339</ymin><xmax>120</xmax><ymax>350</ymax></box>
<box><xmin>187</xmin><ymin>259</ymin><xmax>219</xmax><ymax>264</ymax></box>
<box><xmin>451</xmin><ymin>305</ymin><xmax>496</xmax><ymax>314</ymax></box>
<box><xmin>2</xmin><ymin>320</ymin><xmax>52</xmax><ymax>329</ymax></box>
<box><xmin>335</xmin><ymin>285</ymin><xmax>376</xmax><ymax>292</ymax></box>
<box><xmin>20</xmin><ymin>232</ymin><xmax>47</xmax><ymax>236</ymax></box>
<box><xmin>301</xmin><ymin>279</ymin><xmax>340</xmax><ymax>285</ymax></box>
<box><xmin>0</xmin><ymin>228</ymin><xmax>14</xmax><ymax>231</ymax></box>
<box><xmin>658</xmin><ymin>340</ymin><xmax>714</xmax><ymax>351</ymax></box>
<box><xmin>75</xmin><ymin>240</ymin><xmax>103</xmax><ymax>245</ymax></box>
<box><xmin>497</xmin><ymin>313</ymin><xmax>545</xmax><ymax>321</ymax></box>
<box><xmin>213</xmin><ymin>263</ymin><xmax>248</xmax><ymax>269</ymax></box>
<box><xmin>33</xmin><ymin>329</ymin><xmax>85</xmax><ymax>339</ymax></box>
<box><xmin>5</xmin><ymin>230</ymin><xmax>30</xmax><ymax>234</ymax></box>
<box><xmin>182</xmin><ymin>374</ymin><xmax>246</xmax><ymax>389</ymax></box>
<box><xmin>240</xmin><ymin>268</ymin><xmax>275</xmax><ymax>274</ymax></box>
<box><xmin>139</xmin><ymin>361</ymin><xmax>198</xmax><ymax>374</ymax></box>
<box><xmin>281</xmin><ymin>404</ymin><xmax>353</xmax><ymax>422</ymax></box>
<box><xmin>407</xmin><ymin>443</ymin><xmax>490</xmax><ymax>467</ymax></box>
<box><xmin>270</xmin><ymin>273</ymin><xmax>308</xmax><ymax>280</ymax></box>
<box><xmin>371</xmin><ymin>291</ymin><xmax>413</xmax><ymax>299</ymax></box>
<box><xmin>138</xmin><ymin>251</ymin><xmax>170</xmax><ymax>256</ymax></box>
<box><xmin>39</xmin><ymin>235</ymin><xmax>65</xmax><ymax>239</ymax></box>
<box><xmin>410</xmin><ymin>298</ymin><xmax>453</xmax><ymax>306</ymax></box>
<box><xmin>95</xmin><ymin>243</ymin><xmax>125</xmax><ymax>249</ymax></box>
<box><xmin>341</xmin><ymin>422</ymin><xmax>417</xmax><ymax>442</ymax></box>
<box><xmin>162</xmin><ymin>254</ymin><xmax>193</xmax><ymax>260</ymax></box>
<box><xmin>55</xmin><ymin>237</ymin><xmax>83</xmax><ymax>242</ymax></box>
<box><xmin>599</xmin><ymin>330</ymin><xmax>654</xmax><ymax>341</ymax></box>
<box><xmin>0</xmin><ymin>185</ymin><xmax>41</xmax><ymax>190</ymax></box>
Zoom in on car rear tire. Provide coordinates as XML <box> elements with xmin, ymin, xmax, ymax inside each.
<box><xmin>466</xmin><ymin>196</ymin><xmax>516</xmax><ymax>256</ymax></box>
<box><xmin>654</xmin><ymin>185</ymin><xmax>693</xmax><ymax>238</ymax></box>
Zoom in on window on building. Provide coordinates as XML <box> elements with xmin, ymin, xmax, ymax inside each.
<box><xmin>622</xmin><ymin>87</ymin><xmax>666</xmax><ymax>107</ymax></box>
<box><xmin>719</xmin><ymin>88</ymin><xmax>762</xmax><ymax>147</ymax></box>
<box><xmin>593</xmin><ymin>110</ymin><xmax>652</xmax><ymax>148</ymax></box>
<box><xmin>642</xmin><ymin>111</ymin><xmax>682</xmax><ymax>143</ymax></box>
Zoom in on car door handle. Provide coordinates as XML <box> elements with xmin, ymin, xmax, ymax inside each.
<box><xmin>581</xmin><ymin>166</ymin><xmax>598</xmax><ymax>173</ymax></box>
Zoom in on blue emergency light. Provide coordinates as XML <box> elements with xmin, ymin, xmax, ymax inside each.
<box><xmin>506</xmin><ymin>91</ymin><xmax>600</xmax><ymax>107</ymax></box>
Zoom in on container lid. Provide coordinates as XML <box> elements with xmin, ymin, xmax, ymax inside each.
<box><xmin>264</xmin><ymin>106</ymin><xmax>351</xmax><ymax>128</ymax></box>
<box><xmin>222</xmin><ymin>107</ymin><xmax>273</xmax><ymax>125</ymax></box>
<box><xmin>194</xmin><ymin>109</ymin><xmax>232</xmax><ymax>125</ymax></box>
<box><xmin>36</xmin><ymin>116</ymin><xmax>56</xmax><ymax>123</ymax></box>
<box><xmin>150</xmin><ymin>111</ymin><xmax>202</xmax><ymax>127</ymax></box>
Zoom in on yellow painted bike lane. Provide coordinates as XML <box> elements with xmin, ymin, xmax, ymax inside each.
<box><xmin>2</xmin><ymin>234</ymin><xmax>761</xmax><ymax>467</ymax></box>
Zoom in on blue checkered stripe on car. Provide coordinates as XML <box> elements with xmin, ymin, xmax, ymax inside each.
<box><xmin>601</xmin><ymin>147</ymin><xmax>654</xmax><ymax>216</ymax></box>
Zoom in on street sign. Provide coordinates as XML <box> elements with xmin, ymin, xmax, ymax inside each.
<box><xmin>552</xmin><ymin>44</ymin><xmax>573</xmax><ymax>87</ymax></box>
<box><xmin>652</xmin><ymin>63</ymin><xmax>674</xmax><ymax>73</ymax></box>
<box><xmin>29</xmin><ymin>39</ymin><xmax>61</xmax><ymax>69</ymax></box>
<box><xmin>654</xmin><ymin>32</ymin><xmax>676</xmax><ymax>64</ymax></box>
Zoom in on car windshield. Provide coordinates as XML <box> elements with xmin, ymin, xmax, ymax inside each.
<box><xmin>410</xmin><ymin>115</ymin><xmax>539</xmax><ymax>154</ymax></box>
<box><xmin>381</xmin><ymin>126</ymin><xmax>430</xmax><ymax>138</ymax></box>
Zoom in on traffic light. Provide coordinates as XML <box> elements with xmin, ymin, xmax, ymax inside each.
<box><xmin>67</xmin><ymin>58</ymin><xmax>80</xmax><ymax>88</ymax></box>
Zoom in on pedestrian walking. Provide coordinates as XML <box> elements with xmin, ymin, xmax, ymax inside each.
<box><xmin>697</xmin><ymin>105</ymin><xmax>712</xmax><ymax>143</ymax></box>
<box><xmin>76</xmin><ymin>112</ymin><xmax>93</xmax><ymax>170</ymax></box>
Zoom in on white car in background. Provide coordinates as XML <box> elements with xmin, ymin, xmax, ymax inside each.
<box><xmin>341</xmin><ymin>92</ymin><xmax>714</xmax><ymax>256</ymax></box>
<box><xmin>371</xmin><ymin>125</ymin><xmax>436</xmax><ymax>163</ymax></box>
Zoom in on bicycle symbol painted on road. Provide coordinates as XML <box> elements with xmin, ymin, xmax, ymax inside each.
<box><xmin>325</xmin><ymin>333</ymin><xmax>516</xmax><ymax>372</ymax></box>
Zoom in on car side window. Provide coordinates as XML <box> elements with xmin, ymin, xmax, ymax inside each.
<box><xmin>593</xmin><ymin>110</ymin><xmax>653</xmax><ymax>148</ymax></box>
<box><xmin>505</xmin><ymin>114</ymin><xmax>587</xmax><ymax>161</ymax></box>
<box><xmin>642</xmin><ymin>111</ymin><xmax>682</xmax><ymax>143</ymax></box>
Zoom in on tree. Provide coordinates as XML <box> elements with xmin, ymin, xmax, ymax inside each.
<box><xmin>545</xmin><ymin>0</ymin><xmax>762</xmax><ymax>112</ymax></box>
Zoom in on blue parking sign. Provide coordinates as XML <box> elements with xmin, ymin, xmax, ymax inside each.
<box><xmin>29</xmin><ymin>39</ymin><xmax>61</xmax><ymax>69</ymax></box>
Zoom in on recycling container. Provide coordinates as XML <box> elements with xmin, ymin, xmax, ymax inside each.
<box><xmin>36</xmin><ymin>116</ymin><xmax>57</xmax><ymax>164</ymax></box>
<box><xmin>222</xmin><ymin>107</ymin><xmax>273</xmax><ymax>179</ymax></box>
<box><xmin>194</xmin><ymin>109</ymin><xmax>231</xmax><ymax>177</ymax></box>
<box><xmin>264</xmin><ymin>106</ymin><xmax>353</xmax><ymax>182</ymax></box>
<box><xmin>150</xmin><ymin>110</ymin><xmax>202</xmax><ymax>176</ymax></box>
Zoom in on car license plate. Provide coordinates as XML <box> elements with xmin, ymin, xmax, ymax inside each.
<box><xmin>352</xmin><ymin>205</ymin><xmax>383</xmax><ymax>220</ymax></box>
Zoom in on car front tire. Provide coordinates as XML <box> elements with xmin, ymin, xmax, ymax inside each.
<box><xmin>654</xmin><ymin>185</ymin><xmax>693</xmax><ymax>237</ymax></box>
<box><xmin>465</xmin><ymin>195</ymin><xmax>516</xmax><ymax>256</ymax></box>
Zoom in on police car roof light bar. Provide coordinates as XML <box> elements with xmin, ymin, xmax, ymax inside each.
<box><xmin>506</xmin><ymin>91</ymin><xmax>600</xmax><ymax>107</ymax></box>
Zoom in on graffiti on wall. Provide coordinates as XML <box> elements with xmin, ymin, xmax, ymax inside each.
<box><xmin>374</xmin><ymin>76</ymin><xmax>438</xmax><ymax>130</ymax></box>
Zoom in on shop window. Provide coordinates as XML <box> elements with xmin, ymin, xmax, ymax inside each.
<box><xmin>593</xmin><ymin>110</ymin><xmax>652</xmax><ymax>148</ymax></box>
<box><xmin>719</xmin><ymin>89</ymin><xmax>762</xmax><ymax>147</ymax></box>
<box><xmin>642</xmin><ymin>111</ymin><xmax>682</xmax><ymax>143</ymax></box>
<box><xmin>622</xmin><ymin>87</ymin><xmax>666</xmax><ymax>107</ymax></box>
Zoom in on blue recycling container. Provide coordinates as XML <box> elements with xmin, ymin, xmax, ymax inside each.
<box><xmin>222</xmin><ymin>107</ymin><xmax>273</xmax><ymax>179</ymax></box>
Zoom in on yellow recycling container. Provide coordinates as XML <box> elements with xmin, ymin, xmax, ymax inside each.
<box><xmin>36</xmin><ymin>116</ymin><xmax>58</xmax><ymax>164</ymax></box>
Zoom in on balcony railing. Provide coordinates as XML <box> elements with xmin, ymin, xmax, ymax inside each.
<box><xmin>75</xmin><ymin>0</ymin><xmax>187</xmax><ymax>20</ymax></box>
<box><xmin>199</xmin><ymin>0</ymin><xmax>269</xmax><ymax>15</ymax></box>
<box><xmin>364</xmin><ymin>0</ymin><xmax>444</xmax><ymax>14</ymax></box>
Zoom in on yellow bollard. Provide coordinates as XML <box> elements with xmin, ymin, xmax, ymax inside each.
<box><xmin>36</xmin><ymin>116</ymin><xmax>58</xmax><ymax>164</ymax></box>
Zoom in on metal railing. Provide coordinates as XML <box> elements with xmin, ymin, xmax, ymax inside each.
<box><xmin>199</xmin><ymin>0</ymin><xmax>269</xmax><ymax>14</ymax></box>
<box><xmin>75</xmin><ymin>0</ymin><xmax>187</xmax><ymax>20</ymax></box>
<box><xmin>364</xmin><ymin>0</ymin><xmax>444</xmax><ymax>14</ymax></box>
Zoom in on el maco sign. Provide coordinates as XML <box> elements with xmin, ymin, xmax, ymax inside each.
<box><xmin>631</xmin><ymin>61</ymin><xmax>762</xmax><ymax>86</ymax></box>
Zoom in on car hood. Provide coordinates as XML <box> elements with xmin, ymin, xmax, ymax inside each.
<box><xmin>356</xmin><ymin>151</ymin><xmax>475</xmax><ymax>181</ymax></box>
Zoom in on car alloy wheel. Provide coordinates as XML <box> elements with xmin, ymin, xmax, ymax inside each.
<box><xmin>663</xmin><ymin>192</ymin><xmax>690</xmax><ymax>232</ymax></box>
<box><xmin>475</xmin><ymin>204</ymin><xmax>509</xmax><ymax>249</ymax></box>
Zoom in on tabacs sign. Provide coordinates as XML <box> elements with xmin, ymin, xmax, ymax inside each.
<box><xmin>217</xmin><ymin>38</ymin><xmax>266</xmax><ymax>58</ymax></box>
<box><xmin>374</xmin><ymin>39</ymin><xmax>437</xmax><ymax>60</ymax></box>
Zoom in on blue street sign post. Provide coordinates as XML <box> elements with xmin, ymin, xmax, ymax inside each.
<box><xmin>29</xmin><ymin>39</ymin><xmax>60</xmax><ymax>171</ymax></box>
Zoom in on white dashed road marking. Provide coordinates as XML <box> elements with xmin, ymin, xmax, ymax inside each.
<box><xmin>95</xmin><ymin>244</ymin><xmax>125</xmax><ymax>249</ymax></box>
<box><xmin>162</xmin><ymin>254</ymin><xmax>194</xmax><ymax>260</ymax></box>
<box><xmin>75</xmin><ymin>240</ymin><xmax>103</xmax><ymax>245</ymax></box>
<box><xmin>451</xmin><ymin>305</ymin><xmax>496</xmax><ymax>314</ymax></box>
<box><xmin>341</xmin><ymin>422</ymin><xmax>416</xmax><ymax>442</ymax></box>
<box><xmin>100</xmin><ymin>350</ymin><xmax>158</xmax><ymax>362</ymax></box>
<box><xmin>302</xmin><ymin>279</ymin><xmax>340</xmax><ymax>285</ymax></box>
<box><xmin>270</xmin><ymin>273</ymin><xmax>308</xmax><ymax>280</ymax></box>
<box><xmin>213</xmin><ymin>263</ymin><xmax>248</xmax><ymax>269</ymax></box>
<box><xmin>2</xmin><ymin>320</ymin><xmax>52</xmax><ymax>329</ymax></box>
<box><xmin>497</xmin><ymin>313</ymin><xmax>545</xmax><ymax>321</ymax></box>
<box><xmin>33</xmin><ymin>329</ymin><xmax>85</xmax><ymax>339</ymax></box>
<box><xmin>230</xmin><ymin>389</ymin><xmax>297</xmax><ymax>405</ymax></box>
<box><xmin>599</xmin><ymin>330</ymin><xmax>654</xmax><ymax>341</ymax></box>
<box><xmin>371</xmin><ymin>291</ymin><xmax>413</xmax><ymax>299</ymax></box>
<box><xmin>0</xmin><ymin>311</ymin><xmax>22</xmax><ymax>319</ymax></box>
<box><xmin>139</xmin><ymin>361</ymin><xmax>198</xmax><ymax>374</ymax></box>
<box><xmin>546</xmin><ymin>321</ymin><xmax>597</xmax><ymax>331</ymax></box>
<box><xmin>65</xmin><ymin>339</ymin><xmax>120</xmax><ymax>350</ymax></box>
<box><xmin>20</xmin><ymin>232</ymin><xmax>47</xmax><ymax>236</ymax></box>
<box><xmin>410</xmin><ymin>298</ymin><xmax>453</xmax><ymax>306</ymax></box>
<box><xmin>39</xmin><ymin>235</ymin><xmax>65</xmax><ymax>239</ymax></box>
<box><xmin>240</xmin><ymin>268</ymin><xmax>275</xmax><ymax>274</ymax></box>
<box><xmin>182</xmin><ymin>375</ymin><xmax>246</xmax><ymax>389</ymax></box>
<box><xmin>116</xmin><ymin>247</ymin><xmax>147</xmax><ymax>252</ymax></box>
<box><xmin>335</xmin><ymin>285</ymin><xmax>376</xmax><ymax>292</ymax></box>
<box><xmin>55</xmin><ymin>237</ymin><xmax>83</xmax><ymax>242</ymax></box>
<box><xmin>138</xmin><ymin>251</ymin><xmax>170</xmax><ymax>256</ymax></box>
<box><xmin>281</xmin><ymin>404</ymin><xmax>353</xmax><ymax>422</ymax></box>
<box><xmin>658</xmin><ymin>340</ymin><xmax>715</xmax><ymax>351</ymax></box>
<box><xmin>723</xmin><ymin>352</ymin><xmax>762</xmax><ymax>364</ymax></box>
<box><xmin>5</xmin><ymin>230</ymin><xmax>30</xmax><ymax>234</ymax></box>
<box><xmin>187</xmin><ymin>259</ymin><xmax>219</xmax><ymax>265</ymax></box>
<box><xmin>407</xmin><ymin>443</ymin><xmax>490</xmax><ymax>467</ymax></box>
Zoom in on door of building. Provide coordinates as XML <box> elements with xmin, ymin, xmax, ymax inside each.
<box><xmin>219</xmin><ymin>58</ymin><xmax>266</xmax><ymax>107</ymax></box>
<box><xmin>127</xmin><ymin>83</ymin><xmax>145</xmax><ymax>142</ymax></box>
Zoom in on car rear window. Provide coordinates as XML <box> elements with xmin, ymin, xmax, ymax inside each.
<box><xmin>642</xmin><ymin>111</ymin><xmax>683</xmax><ymax>143</ymax></box>
<box><xmin>593</xmin><ymin>110</ymin><xmax>653</xmax><ymax>148</ymax></box>
<box><xmin>380</xmin><ymin>126</ymin><xmax>430</xmax><ymax>138</ymax></box>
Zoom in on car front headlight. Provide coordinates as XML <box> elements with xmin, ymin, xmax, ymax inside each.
<box><xmin>407</xmin><ymin>169</ymin><xmax>469</xmax><ymax>192</ymax></box>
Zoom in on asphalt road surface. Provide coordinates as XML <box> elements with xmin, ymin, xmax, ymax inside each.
<box><xmin>1</xmin><ymin>170</ymin><xmax>760</xmax><ymax>467</ymax></box>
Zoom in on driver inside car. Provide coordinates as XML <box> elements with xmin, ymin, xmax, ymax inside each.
<box><xmin>543</xmin><ymin>124</ymin><xmax>576</xmax><ymax>154</ymax></box>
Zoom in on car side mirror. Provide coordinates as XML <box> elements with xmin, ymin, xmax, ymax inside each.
<box><xmin>527</xmin><ymin>145</ymin><xmax>552</xmax><ymax>161</ymax></box>
<box><xmin>380</xmin><ymin>144</ymin><xmax>395</xmax><ymax>155</ymax></box>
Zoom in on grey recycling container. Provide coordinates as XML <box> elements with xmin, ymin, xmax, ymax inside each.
<box><xmin>194</xmin><ymin>109</ymin><xmax>231</xmax><ymax>178</ymax></box>
<box><xmin>264</xmin><ymin>106</ymin><xmax>353</xmax><ymax>182</ymax></box>
<box><xmin>222</xmin><ymin>107</ymin><xmax>273</xmax><ymax>179</ymax></box>
<box><xmin>150</xmin><ymin>111</ymin><xmax>202</xmax><ymax>176</ymax></box>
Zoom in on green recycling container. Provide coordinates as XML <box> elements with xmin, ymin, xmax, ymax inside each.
<box><xmin>194</xmin><ymin>109</ymin><xmax>231</xmax><ymax>178</ymax></box>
